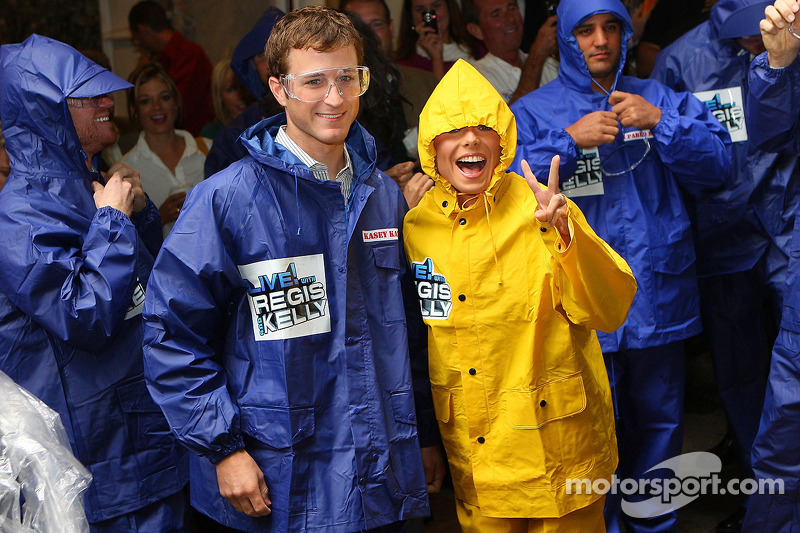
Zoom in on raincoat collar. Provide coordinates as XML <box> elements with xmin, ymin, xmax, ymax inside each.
<box><xmin>556</xmin><ymin>0</ymin><xmax>633</xmax><ymax>94</ymax></box>
<box><xmin>417</xmin><ymin>59</ymin><xmax>516</xmax><ymax>217</ymax></box>
<box><xmin>239</xmin><ymin>112</ymin><xmax>378</xmax><ymax>189</ymax></box>
<box><xmin>0</xmin><ymin>34</ymin><xmax>132</xmax><ymax>178</ymax></box>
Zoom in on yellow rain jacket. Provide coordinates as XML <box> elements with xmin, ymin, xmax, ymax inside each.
<box><xmin>404</xmin><ymin>60</ymin><xmax>637</xmax><ymax>518</ymax></box>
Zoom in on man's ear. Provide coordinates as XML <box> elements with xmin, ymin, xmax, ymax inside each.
<box><xmin>466</xmin><ymin>22</ymin><xmax>484</xmax><ymax>42</ymax></box>
<box><xmin>268</xmin><ymin>76</ymin><xmax>288</xmax><ymax>107</ymax></box>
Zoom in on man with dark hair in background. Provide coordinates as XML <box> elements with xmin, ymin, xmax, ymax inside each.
<box><xmin>129</xmin><ymin>0</ymin><xmax>214</xmax><ymax>136</ymax></box>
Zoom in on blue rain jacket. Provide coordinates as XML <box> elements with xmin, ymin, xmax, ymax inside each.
<box><xmin>509</xmin><ymin>0</ymin><xmax>732</xmax><ymax>351</ymax></box>
<box><xmin>0</xmin><ymin>35</ymin><xmax>187</xmax><ymax>523</ymax></box>
<box><xmin>651</xmin><ymin>0</ymin><xmax>799</xmax><ymax>278</ymax></box>
<box><xmin>743</xmin><ymin>46</ymin><xmax>800</xmax><ymax>532</ymax></box>
<box><xmin>142</xmin><ymin>113</ymin><xmax>432</xmax><ymax>532</ymax></box>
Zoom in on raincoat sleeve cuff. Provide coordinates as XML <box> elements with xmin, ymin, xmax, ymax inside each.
<box><xmin>95</xmin><ymin>204</ymin><xmax>132</xmax><ymax>224</ymax></box>
<box><xmin>651</xmin><ymin>106</ymin><xmax>679</xmax><ymax>140</ymax></box>
<box><xmin>536</xmin><ymin>202</ymin><xmax>575</xmax><ymax>255</ymax></box>
<box><xmin>206</xmin><ymin>434</ymin><xmax>246</xmax><ymax>465</ymax></box>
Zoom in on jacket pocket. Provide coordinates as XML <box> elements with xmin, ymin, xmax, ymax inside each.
<box><xmin>389</xmin><ymin>388</ymin><xmax>418</xmax><ymax>441</ymax></box>
<box><xmin>371</xmin><ymin>244</ymin><xmax>407</xmax><ymax>325</ymax></box>
<box><xmin>239</xmin><ymin>405</ymin><xmax>315</xmax><ymax>449</ymax></box>
<box><xmin>431</xmin><ymin>387</ymin><xmax>452</xmax><ymax>424</ymax></box>
<box><xmin>505</xmin><ymin>374</ymin><xmax>587</xmax><ymax>429</ymax></box>
<box><xmin>647</xmin><ymin>238</ymin><xmax>697</xmax><ymax>325</ymax></box>
<box><xmin>117</xmin><ymin>378</ymin><xmax>183</xmax><ymax>480</ymax></box>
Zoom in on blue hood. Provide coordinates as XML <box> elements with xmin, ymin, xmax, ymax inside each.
<box><xmin>710</xmin><ymin>0</ymin><xmax>771</xmax><ymax>40</ymax></box>
<box><xmin>556</xmin><ymin>0</ymin><xmax>633</xmax><ymax>94</ymax></box>
<box><xmin>232</xmin><ymin>7</ymin><xmax>285</xmax><ymax>100</ymax></box>
<box><xmin>0</xmin><ymin>34</ymin><xmax>131</xmax><ymax>177</ymax></box>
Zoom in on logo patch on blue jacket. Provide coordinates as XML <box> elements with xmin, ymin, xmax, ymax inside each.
<box><xmin>238</xmin><ymin>254</ymin><xmax>330</xmax><ymax>340</ymax></box>
<box><xmin>411</xmin><ymin>258</ymin><xmax>452</xmax><ymax>320</ymax></box>
<box><xmin>694</xmin><ymin>86</ymin><xmax>747</xmax><ymax>142</ymax></box>
<box><xmin>124</xmin><ymin>280</ymin><xmax>145</xmax><ymax>320</ymax></box>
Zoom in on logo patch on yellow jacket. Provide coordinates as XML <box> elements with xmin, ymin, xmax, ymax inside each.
<box><xmin>411</xmin><ymin>258</ymin><xmax>452</xmax><ymax>320</ymax></box>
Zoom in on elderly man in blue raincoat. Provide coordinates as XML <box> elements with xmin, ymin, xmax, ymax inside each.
<box><xmin>650</xmin><ymin>2</ymin><xmax>798</xmax><ymax>529</ymax></box>
<box><xmin>741</xmin><ymin>0</ymin><xmax>800</xmax><ymax>530</ymax></box>
<box><xmin>509</xmin><ymin>0</ymin><xmax>732</xmax><ymax>531</ymax></box>
<box><xmin>0</xmin><ymin>35</ymin><xmax>188</xmax><ymax>532</ymax></box>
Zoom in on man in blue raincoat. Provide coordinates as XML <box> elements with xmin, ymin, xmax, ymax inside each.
<box><xmin>742</xmin><ymin>1</ymin><xmax>800</xmax><ymax>530</ymax></box>
<box><xmin>650</xmin><ymin>2</ymin><xmax>798</xmax><ymax>530</ymax></box>
<box><xmin>142</xmin><ymin>7</ymin><xmax>441</xmax><ymax>533</ymax></box>
<box><xmin>0</xmin><ymin>35</ymin><xmax>188</xmax><ymax>532</ymax></box>
<box><xmin>509</xmin><ymin>0</ymin><xmax>731</xmax><ymax>531</ymax></box>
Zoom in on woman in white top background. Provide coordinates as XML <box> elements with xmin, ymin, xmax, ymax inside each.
<box><xmin>121</xmin><ymin>63</ymin><xmax>211</xmax><ymax>237</ymax></box>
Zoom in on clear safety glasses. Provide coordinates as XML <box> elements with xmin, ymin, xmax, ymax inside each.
<box><xmin>599</xmin><ymin>127</ymin><xmax>651</xmax><ymax>176</ymax></box>
<box><xmin>280</xmin><ymin>66</ymin><xmax>370</xmax><ymax>103</ymax></box>
<box><xmin>66</xmin><ymin>95</ymin><xmax>110</xmax><ymax>108</ymax></box>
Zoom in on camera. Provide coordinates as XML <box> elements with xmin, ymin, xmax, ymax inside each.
<box><xmin>544</xmin><ymin>0</ymin><xmax>559</xmax><ymax>17</ymax></box>
<box><xmin>422</xmin><ymin>9</ymin><xmax>438</xmax><ymax>33</ymax></box>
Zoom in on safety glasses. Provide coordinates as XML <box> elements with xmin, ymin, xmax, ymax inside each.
<box><xmin>66</xmin><ymin>95</ymin><xmax>110</xmax><ymax>108</ymax></box>
<box><xmin>598</xmin><ymin>127</ymin><xmax>652</xmax><ymax>176</ymax></box>
<box><xmin>280</xmin><ymin>66</ymin><xmax>370</xmax><ymax>103</ymax></box>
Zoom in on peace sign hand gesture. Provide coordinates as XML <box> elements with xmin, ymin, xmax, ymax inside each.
<box><xmin>521</xmin><ymin>155</ymin><xmax>571</xmax><ymax>245</ymax></box>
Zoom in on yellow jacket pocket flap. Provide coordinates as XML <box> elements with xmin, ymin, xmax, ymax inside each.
<box><xmin>431</xmin><ymin>387</ymin><xmax>452</xmax><ymax>424</ymax></box>
<box><xmin>506</xmin><ymin>374</ymin><xmax>587</xmax><ymax>429</ymax></box>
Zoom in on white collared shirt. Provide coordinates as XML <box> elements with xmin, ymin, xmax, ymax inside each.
<box><xmin>275</xmin><ymin>125</ymin><xmax>354</xmax><ymax>201</ymax></box>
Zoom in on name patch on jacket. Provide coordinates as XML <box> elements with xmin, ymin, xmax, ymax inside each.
<box><xmin>363</xmin><ymin>228</ymin><xmax>398</xmax><ymax>242</ymax></box>
<box><xmin>563</xmin><ymin>147</ymin><xmax>604</xmax><ymax>198</ymax></box>
<box><xmin>411</xmin><ymin>258</ymin><xmax>452</xmax><ymax>319</ymax></box>
<box><xmin>693</xmin><ymin>86</ymin><xmax>747</xmax><ymax>142</ymax></box>
<box><xmin>238</xmin><ymin>255</ymin><xmax>330</xmax><ymax>340</ymax></box>
<box><xmin>124</xmin><ymin>280</ymin><xmax>145</xmax><ymax>320</ymax></box>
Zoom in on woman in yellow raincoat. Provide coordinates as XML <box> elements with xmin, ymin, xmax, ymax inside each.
<box><xmin>404</xmin><ymin>59</ymin><xmax>637</xmax><ymax>532</ymax></box>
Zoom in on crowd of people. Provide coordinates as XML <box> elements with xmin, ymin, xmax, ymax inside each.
<box><xmin>1</xmin><ymin>0</ymin><xmax>800</xmax><ymax>532</ymax></box>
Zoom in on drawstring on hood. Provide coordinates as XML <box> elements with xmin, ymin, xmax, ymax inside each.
<box><xmin>418</xmin><ymin>60</ymin><xmax>518</xmax><ymax>285</ymax></box>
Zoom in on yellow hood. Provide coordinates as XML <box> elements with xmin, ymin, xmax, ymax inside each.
<box><xmin>417</xmin><ymin>59</ymin><xmax>517</xmax><ymax>196</ymax></box>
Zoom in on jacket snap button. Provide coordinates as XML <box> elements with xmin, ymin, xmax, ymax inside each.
<box><xmin>442</xmin><ymin>201</ymin><xmax>448</xmax><ymax>207</ymax></box>
<box><xmin>540</xmin><ymin>227</ymin><xmax>547</xmax><ymax>232</ymax></box>
<box><xmin>477</xmin><ymin>436</ymin><xmax>485</xmax><ymax>444</ymax></box>
<box><xmin>540</xmin><ymin>400</ymin><xmax>547</xmax><ymax>407</ymax></box>
<box><xmin>458</xmin><ymin>294</ymin><xmax>466</xmax><ymax>301</ymax></box>
<box><xmin>459</xmin><ymin>218</ymin><xmax>466</xmax><ymax>225</ymax></box>
<box><xmin>469</xmin><ymin>368</ymin><xmax>476</xmax><ymax>375</ymax></box>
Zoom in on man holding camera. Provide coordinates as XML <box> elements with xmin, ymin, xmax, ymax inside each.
<box><xmin>462</xmin><ymin>0</ymin><xmax>558</xmax><ymax>103</ymax></box>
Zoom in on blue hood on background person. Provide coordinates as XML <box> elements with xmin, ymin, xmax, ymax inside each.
<box><xmin>232</xmin><ymin>7</ymin><xmax>285</xmax><ymax>100</ymax></box>
<box><xmin>0</xmin><ymin>34</ymin><xmax>131</xmax><ymax>176</ymax></box>
<box><xmin>556</xmin><ymin>0</ymin><xmax>633</xmax><ymax>94</ymax></box>
<box><xmin>710</xmin><ymin>0</ymin><xmax>771</xmax><ymax>39</ymax></box>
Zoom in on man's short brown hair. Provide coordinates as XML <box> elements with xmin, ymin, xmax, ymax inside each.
<box><xmin>265</xmin><ymin>6</ymin><xmax>364</xmax><ymax>78</ymax></box>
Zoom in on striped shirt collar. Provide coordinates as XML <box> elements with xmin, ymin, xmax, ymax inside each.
<box><xmin>275</xmin><ymin>125</ymin><xmax>353</xmax><ymax>201</ymax></box>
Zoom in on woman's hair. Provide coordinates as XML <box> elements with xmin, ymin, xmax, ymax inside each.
<box><xmin>343</xmin><ymin>11</ymin><xmax>407</xmax><ymax>153</ymax></box>
<box><xmin>127</xmin><ymin>63</ymin><xmax>182</xmax><ymax>129</ymax></box>
<box><xmin>265</xmin><ymin>6</ymin><xmax>364</xmax><ymax>78</ymax></box>
<box><xmin>210</xmin><ymin>59</ymin><xmax>233</xmax><ymax>125</ymax></box>
<box><xmin>394</xmin><ymin>0</ymin><xmax>480</xmax><ymax>61</ymax></box>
